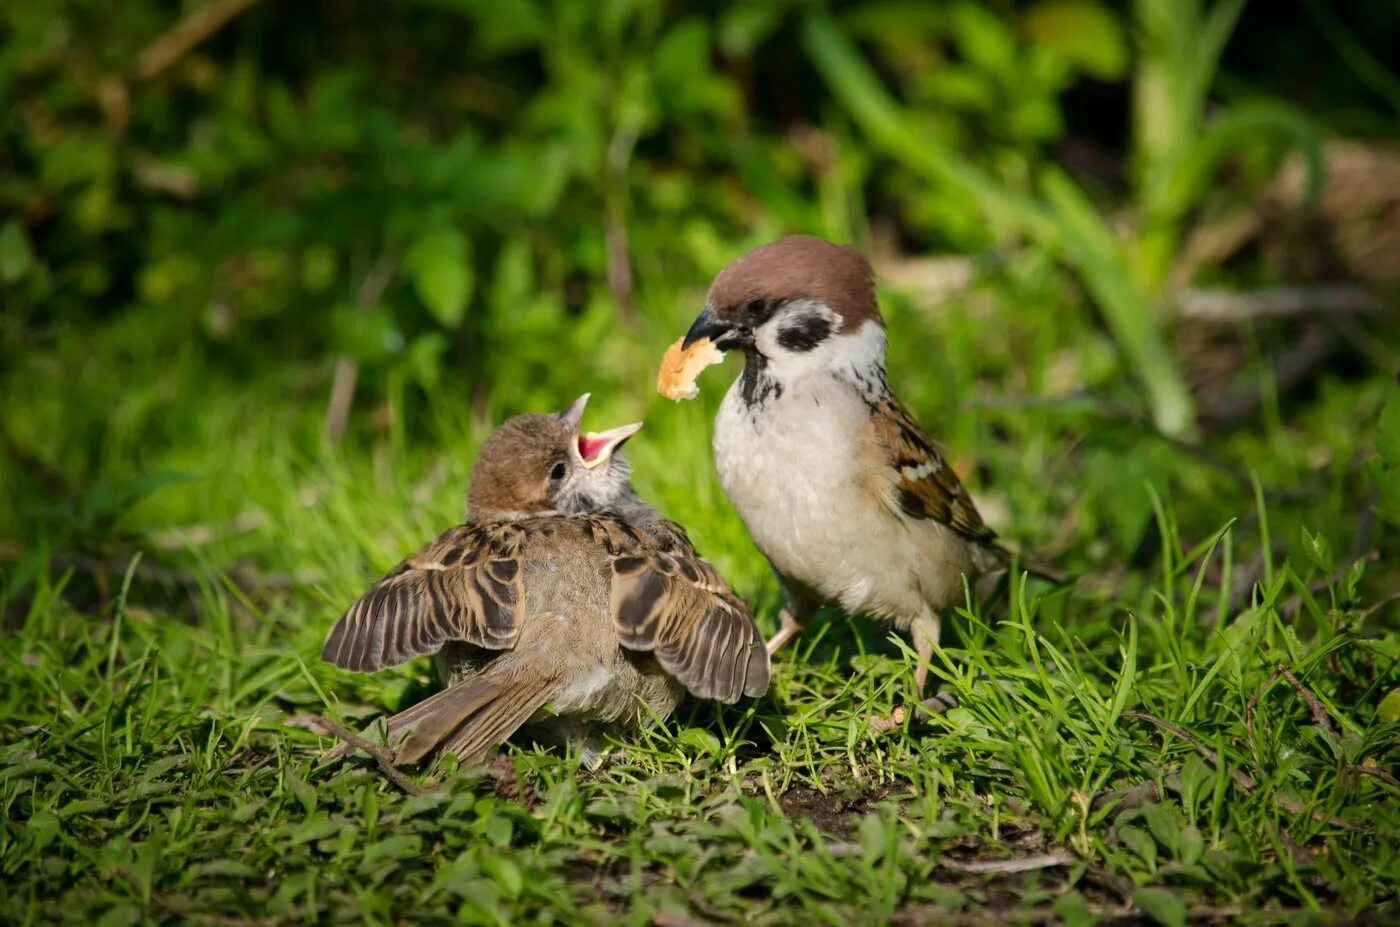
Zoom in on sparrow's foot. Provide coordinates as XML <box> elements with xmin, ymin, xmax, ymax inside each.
<box><xmin>868</xmin><ymin>690</ymin><xmax>960</xmax><ymax>735</ymax></box>
<box><xmin>920</xmin><ymin>689</ymin><xmax>959</xmax><ymax>714</ymax></box>
<box><xmin>868</xmin><ymin>704</ymin><xmax>906</xmax><ymax>735</ymax></box>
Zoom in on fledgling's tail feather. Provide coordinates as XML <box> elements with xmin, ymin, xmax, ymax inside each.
<box><xmin>324</xmin><ymin>670</ymin><xmax>556</xmax><ymax>767</ymax></box>
<box><xmin>437</xmin><ymin>678</ymin><xmax>558</xmax><ymax>764</ymax></box>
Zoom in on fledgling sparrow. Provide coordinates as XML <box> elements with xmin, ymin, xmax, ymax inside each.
<box><xmin>322</xmin><ymin>396</ymin><xmax>770</xmax><ymax>768</ymax></box>
<box><xmin>677</xmin><ymin>236</ymin><xmax>1031</xmax><ymax>708</ymax></box>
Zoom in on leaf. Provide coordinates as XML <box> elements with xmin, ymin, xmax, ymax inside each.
<box><xmin>403</xmin><ymin>332</ymin><xmax>449</xmax><ymax>388</ymax></box>
<box><xmin>98</xmin><ymin>903</ymin><xmax>142</xmax><ymax>927</ymax></box>
<box><xmin>486</xmin><ymin>814</ymin><xmax>513</xmax><ymax>848</ymax></box>
<box><xmin>331</xmin><ymin>303</ymin><xmax>405</xmax><ymax>362</ymax></box>
<box><xmin>26</xmin><ymin>810</ymin><xmax>61</xmax><ymax>849</ymax></box>
<box><xmin>1378</xmin><ymin>382</ymin><xmax>1400</xmax><ymax>465</ymax></box>
<box><xmin>397</xmin><ymin>790</ymin><xmax>450</xmax><ymax>821</ymax></box>
<box><xmin>857</xmin><ymin>814</ymin><xmax>888</xmax><ymax>864</ymax></box>
<box><xmin>404</xmin><ymin>227</ymin><xmax>473</xmax><ymax>328</ymax></box>
<box><xmin>718</xmin><ymin>4</ymin><xmax>784</xmax><ymax>56</ymax></box>
<box><xmin>77</xmin><ymin>471</ymin><xmax>198</xmax><ymax>528</ymax></box>
<box><xmin>1041</xmin><ymin>166</ymin><xmax>1195</xmax><ymax>436</ymax></box>
<box><xmin>362</xmin><ymin>834</ymin><xmax>423</xmax><ymax>865</ymax></box>
<box><xmin>676</xmin><ymin>727</ymin><xmax>721</xmax><ymax>756</ymax></box>
<box><xmin>1379</xmin><ymin>687</ymin><xmax>1400</xmax><ymax>724</ymax></box>
<box><xmin>189</xmin><ymin>859</ymin><xmax>258</xmax><ymax>880</ymax></box>
<box><xmin>1134</xmin><ymin>887</ymin><xmax>1187</xmax><ymax>927</ymax></box>
<box><xmin>482</xmin><ymin>855</ymin><xmax>523</xmax><ymax>899</ymax></box>
<box><xmin>1052</xmin><ymin>890</ymin><xmax>1097</xmax><ymax>927</ymax></box>
<box><xmin>1301</xmin><ymin>527</ymin><xmax>1332</xmax><ymax>573</ymax></box>
<box><xmin>1142</xmin><ymin>803</ymin><xmax>1180</xmax><ymax>857</ymax></box>
<box><xmin>1372</xmin><ymin>383</ymin><xmax>1400</xmax><ymax>522</ymax></box>
<box><xmin>1118</xmin><ymin>824</ymin><xmax>1157</xmax><ymax>870</ymax></box>
<box><xmin>286</xmin><ymin>812</ymin><xmax>339</xmax><ymax>847</ymax></box>
<box><xmin>0</xmin><ymin>220</ymin><xmax>34</xmax><ymax>283</ymax></box>
<box><xmin>284</xmin><ymin>769</ymin><xmax>316</xmax><ymax>815</ymax></box>
<box><xmin>1178</xmin><ymin>825</ymin><xmax>1204</xmax><ymax>865</ymax></box>
<box><xmin>1025</xmin><ymin>0</ymin><xmax>1127</xmax><ymax>79</ymax></box>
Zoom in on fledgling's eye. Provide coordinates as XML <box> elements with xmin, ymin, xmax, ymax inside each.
<box><xmin>549</xmin><ymin>461</ymin><xmax>567</xmax><ymax>482</ymax></box>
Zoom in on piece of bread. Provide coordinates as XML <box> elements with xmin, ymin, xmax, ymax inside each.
<box><xmin>656</xmin><ymin>337</ymin><xmax>724</xmax><ymax>401</ymax></box>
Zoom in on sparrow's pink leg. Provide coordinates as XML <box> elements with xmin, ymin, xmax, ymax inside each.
<box><xmin>911</xmin><ymin>610</ymin><xmax>940</xmax><ymax>696</ymax></box>
<box><xmin>871</xmin><ymin>610</ymin><xmax>954</xmax><ymax>734</ymax></box>
<box><xmin>764</xmin><ymin>603</ymin><xmax>807</xmax><ymax>656</ymax></box>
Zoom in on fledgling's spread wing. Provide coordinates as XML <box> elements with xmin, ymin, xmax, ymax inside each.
<box><xmin>598</xmin><ymin>517</ymin><xmax>770</xmax><ymax>703</ymax></box>
<box><xmin>321</xmin><ymin>523</ymin><xmax>527</xmax><ymax>672</ymax></box>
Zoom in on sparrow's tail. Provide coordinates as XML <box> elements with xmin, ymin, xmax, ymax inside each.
<box><xmin>1012</xmin><ymin>556</ymin><xmax>1069</xmax><ymax>585</ymax></box>
<box><xmin>325</xmin><ymin>669</ymin><xmax>556</xmax><ymax>767</ymax></box>
<box><xmin>983</xmin><ymin>543</ymin><xmax>1069</xmax><ymax>585</ymax></box>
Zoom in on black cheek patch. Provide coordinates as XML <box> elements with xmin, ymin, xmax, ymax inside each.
<box><xmin>776</xmin><ymin>313</ymin><xmax>833</xmax><ymax>353</ymax></box>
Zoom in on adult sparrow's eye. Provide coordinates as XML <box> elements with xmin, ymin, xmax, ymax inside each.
<box><xmin>549</xmin><ymin>461</ymin><xmax>567</xmax><ymax>481</ymax></box>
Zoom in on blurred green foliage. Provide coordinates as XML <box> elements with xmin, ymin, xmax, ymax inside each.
<box><xmin>0</xmin><ymin>0</ymin><xmax>1395</xmax><ymax>553</ymax></box>
<box><xmin>1</xmin><ymin>0</ymin><xmax>1338</xmax><ymax>431</ymax></box>
<box><xmin>3</xmin><ymin>3</ymin><xmax>1399</xmax><ymax>922</ymax></box>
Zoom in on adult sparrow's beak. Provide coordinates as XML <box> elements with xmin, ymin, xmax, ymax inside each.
<box><xmin>576</xmin><ymin>421</ymin><xmax>642</xmax><ymax>469</ymax></box>
<box><xmin>682</xmin><ymin>305</ymin><xmax>740</xmax><ymax>350</ymax></box>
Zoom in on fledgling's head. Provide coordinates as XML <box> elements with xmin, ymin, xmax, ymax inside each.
<box><xmin>466</xmin><ymin>395</ymin><xmax>641</xmax><ymax>522</ymax></box>
<box><xmin>682</xmin><ymin>236</ymin><xmax>887</xmax><ymax>384</ymax></box>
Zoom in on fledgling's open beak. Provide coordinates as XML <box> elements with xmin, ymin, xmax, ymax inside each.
<box><xmin>576</xmin><ymin>421</ymin><xmax>642</xmax><ymax>469</ymax></box>
<box><xmin>682</xmin><ymin>305</ymin><xmax>738</xmax><ymax>350</ymax></box>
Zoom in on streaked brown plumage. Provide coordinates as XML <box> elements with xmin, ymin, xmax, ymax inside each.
<box><xmin>322</xmin><ymin>398</ymin><xmax>769</xmax><ymax>767</ymax></box>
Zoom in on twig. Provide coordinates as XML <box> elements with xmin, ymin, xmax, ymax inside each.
<box><xmin>1197</xmin><ymin>325</ymin><xmax>1342</xmax><ymax>432</ymax></box>
<box><xmin>938</xmin><ymin>849</ymin><xmax>1078</xmax><ymax>874</ymax></box>
<box><xmin>147</xmin><ymin>508</ymin><xmax>270</xmax><ymax>550</ymax></box>
<box><xmin>1089</xmin><ymin>780</ymin><xmax>1161</xmax><ymax>813</ymax></box>
<box><xmin>893</xmin><ymin>902</ymin><xmax>1249</xmax><ymax>927</ymax></box>
<box><xmin>1244</xmin><ymin>665</ymin><xmax>1338</xmax><ymax>741</ymax></box>
<box><xmin>1246</xmin><ymin>667</ymin><xmax>1400</xmax><ymax>797</ymax></box>
<box><xmin>1358</xmin><ymin>761</ymin><xmax>1400</xmax><ymax>792</ymax></box>
<box><xmin>1362</xmin><ymin>593</ymin><xmax>1400</xmax><ymax>618</ymax></box>
<box><xmin>1125</xmin><ymin>711</ymin><xmax>1362</xmax><ymax>831</ymax></box>
<box><xmin>1178</xmin><ymin>284</ymin><xmax>1382</xmax><ymax>322</ymax></box>
<box><xmin>971</xmin><ymin>389</ymin><xmax>1277</xmax><ymax>496</ymax></box>
<box><xmin>134</xmin><ymin>0</ymin><xmax>265</xmax><ymax>81</ymax></box>
<box><xmin>324</xmin><ymin>254</ymin><xmax>396</xmax><ymax>443</ymax></box>
<box><xmin>318</xmin><ymin>717</ymin><xmax>423</xmax><ymax>795</ymax></box>
<box><xmin>603</xmin><ymin>113</ymin><xmax>641</xmax><ymax>325</ymax></box>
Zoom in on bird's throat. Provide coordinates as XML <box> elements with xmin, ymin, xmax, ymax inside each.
<box><xmin>739</xmin><ymin>348</ymin><xmax>781</xmax><ymax>408</ymax></box>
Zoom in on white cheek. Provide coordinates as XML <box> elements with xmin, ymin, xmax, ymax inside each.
<box><xmin>757</xmin><ymin>309</ymin><xmax>887</xmax><ymax>385</ymax></box>
<box><xmin>754</xmin><ymin>298</ymin><xmax>841</xmax><ymax>380</ymax></box>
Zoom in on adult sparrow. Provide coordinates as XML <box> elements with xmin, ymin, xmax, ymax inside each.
<box><xmin>677</xmin><ymin>236</ymin><xmax>1028</xmax><ymax>704</ymax></box>
<box><xmin>322</xmin><ymin>396</ymin><xmax>769</xmax><ymax>767</ymax></box>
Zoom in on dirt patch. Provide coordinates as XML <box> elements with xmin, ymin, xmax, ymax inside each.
<box><xmin>777</xmin><ymin>784</ymin><xmax>894</xmax><ymax>834</ymax></box>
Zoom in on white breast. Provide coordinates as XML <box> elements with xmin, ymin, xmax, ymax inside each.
<box><xmin>713</xmin><ymin>370</ymin><xmax>971</xmax><ymax>623</ymax></box>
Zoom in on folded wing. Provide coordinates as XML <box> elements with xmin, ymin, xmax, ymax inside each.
<box><xmin>869</xmin><ymin>395</ymin><xmax>998</xmax><ymax>546</ymax></box>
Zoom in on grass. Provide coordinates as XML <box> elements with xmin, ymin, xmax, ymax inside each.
<box><xmin>2</xmin><ymin>261</ymin><xmax>1397</xmax><ymax>925</ymax></box>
